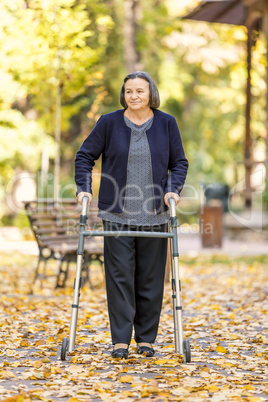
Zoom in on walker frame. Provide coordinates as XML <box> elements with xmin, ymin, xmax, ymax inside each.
<box><xmin>60</xmin><ymin>196</ymin><xmax>191</xmax><ymax>363</ymax></box>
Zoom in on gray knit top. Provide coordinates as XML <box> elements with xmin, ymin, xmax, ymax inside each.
<box><xmin>98</xmin><ymin>115</ymin><xmax>169</xmax><ymax>226</ymax></box>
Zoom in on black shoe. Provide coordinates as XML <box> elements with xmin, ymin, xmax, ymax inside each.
<box><xmin>111</xmin><ymin>348</ymin><xmax>128</xmax><ymax>359</ymax></box>
<box><xmin>137</xmin><ymin>345</ymin><xmax>155</xmax><ymax>357</ymax></box>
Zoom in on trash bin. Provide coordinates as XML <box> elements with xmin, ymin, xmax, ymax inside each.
<box><xmin>200</xmin><ymin>200</ymin><xmax>223</xmax><ymax>248</ymax></box>
<box><xmin>204</xmin><ymin>183</ymin><xmax>229</xmax><ymax>212</ymax></box>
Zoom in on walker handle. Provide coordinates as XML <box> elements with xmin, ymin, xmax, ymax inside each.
<box><xmin>169</xmin><ymin>197</ymin><xmax>176</xmax><ymax>218</ymax></box>
<box><xmin>82</xmin><ymin>196</ymin><xmax>89</xmax><ymax>216</ymax></box>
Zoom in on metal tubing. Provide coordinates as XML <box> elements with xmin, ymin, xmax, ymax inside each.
<box><xmin>170</xmin><ymin>238</ymin><xmax>179</xmax><ymax>353</ymax></box>
<box><xmin>68</xmin><ymin>196</ymin><xmax>89</xmax><ymax>353</ymax></box>
<box><xmin>67</xmin><ymin>196</ymin><xmax>184</xmax><ymax>355</ymax></box>
<box><xmin>82</xmin><ymin>230</ymin><xmax>172</xmax><ymax>238</ymax></box>
<box><xmin>173</xmin><ymin>255</ymin><xmax>184</xmax><ymax>354</ymax></box>
<box><xmin>68</xmin><ymin>254</ymin><xmax>83</xmax><ymax>352</ymax></box>
<box><xmin>169</xmin><ymin>197</ymin><xmax>176</xmax><ymax>218</ymax></box>
<box><xmin>77</xmin><ymin>231</ymin><xmax>86</xmax><ymax>255</ymax></box>
<box><xmin>169</xmin><ymin>197</ymin><xmax>184</xmax><ymax>354</ymax></box>
<box><xmin>81</xmin><ymin>196</ymin><xmax>89</xmax><ymax>215</ymax></box>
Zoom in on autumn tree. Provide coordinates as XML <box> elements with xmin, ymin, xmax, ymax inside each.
<box><xmin>0</xmin><ymin>0</ymin><xmax>113</xmax><ymax>198</ymax></box>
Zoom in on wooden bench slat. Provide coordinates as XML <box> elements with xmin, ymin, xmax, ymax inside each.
<box><xmin>23</xmin><ymin>198</ymin><xmax>103</xmax><ymax>288</ymax></box>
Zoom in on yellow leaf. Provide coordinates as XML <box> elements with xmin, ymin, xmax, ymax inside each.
<box><xmin>0</xmin><ymin>370</ymin><xmax>16</xmax><ymax>379</ymax></box>
<box><xmin>154</xmin><ymin>359</ymin><xmax>168</xmax><ymax>365</ymax></box>
<box><xmin>224</xmin><ymin>362</ymin><xmax>234</xmax><ymax>367</ymax></box>
<box><xmin>207</xmin><ymin>385</ymin><xmax>220</xmax><ymax>393</ymax></box>
<box><xmin>11</xmin><ymin>362</ymin><xmax>20</xmax><ymax>368</ymax></box>
<box><xmin>33</xmin><ymin>360</ymin><xmax>43</xmax><ymax>368</ymax></box>
<box><xmin>140</xmin><ymin>390</ymin><xmax>150</xmax><ymax>397</ymax></box>
<box><xmin>122</xmin><ymin>391</ymin><xmax>133</xmax><ymax>397</ymax></box>
<box><xmin>190</xmin><ymin>385</ymin><xmax>206</xmax><ymax>392</ymax></box>
<box><xmin>213</xmin><ymin>358</ymin><xmax>225</xmax><ymax>365</ymax></box>
<box><xmin>19</xmin><ymin>340</ymin><xmax>30</xmax><ymax>347</ymax></box>
<box><xmin>77</xmin><ymin>336</ymin><xmax>89</xmax><ymax>343</ymax></box>
<box><xmin>46</xmin><ymin>336</ymin><xmax>56</xmax><ymax>343</ymax></box>
<box><xmin>27</xmin><ymin>326</ymin><xmax>36</xmax><ymax>333</ymax></box>
<box><xmin>119</xmin><ymin>367</ymin><xmax>128</xmax><ymax>373</ymax></box>
<box><xmin>1</xmin><ymin>396</ymin><xmax>24</xmax><ymax>402</ymax></box>
<box><xmin>58</xmin><ymin>333</ymin><xmax>67</xmax><ymax>341</ymax></box>
<box><xmin>34</xmin><ymin>340</ymin><xmax>46</xmax><ymax>346</ymax></box>
<box><xmin>216</xmin><ymin>345</ymin><xmax>228</xmax><ymax>354</ymax></box>
<box><xmin>31</xmin><ymin>372</ymin><xmax>44</xmax><ymax>380</ymax></box>
<box><xmin>243</xmin><ymin>385</ymin><xmax>255</xmax><ymax>391</ymax></box>
<box><xmin>147</xmin><ymin>384</ymin><xmax>159</xmax><ymax>394</ymax></box>
<box><xmin>51</xmin><ymin>366</ymin><xmax>63</xmax><ymax>374</ymax></box>
<box><xmin>42</xmin><ymin>357</ymin><xmax>51</xmax><ymax>363</ymax></box>
<box><xmin>43</xmin><ymin>368</ymin><xmax>51</xmax><ymax>379</ymax></box>
<box><xmin>229</xmin><ymin>333</ymin><xmax>240</xmax><ymax>340</ymax></box>
<box><xmin>211</xmin><ymin>304</ymin><xmax>221</xmax><ymax>310</ymax></box>
<box><xmin>119</xmin><ymin>375</ymin><xmax>133</xmax><ymax>383</ymax></box>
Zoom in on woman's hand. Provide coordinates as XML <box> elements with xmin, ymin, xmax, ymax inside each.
<box><xmin>164</xmin><ymin>192</ymin><xmax>181</xmax><ymax>208</ymax></box>
<box><xmin>76</xmin><ymin>192</ymin><xmax>93</xmax><ymax>206</ymax></box>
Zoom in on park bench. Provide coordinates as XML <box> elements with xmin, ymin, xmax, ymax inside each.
<box><xmin>24</xmin><ymin>198</ymin><xmax>103</xmax><ymax>289</ymax></box>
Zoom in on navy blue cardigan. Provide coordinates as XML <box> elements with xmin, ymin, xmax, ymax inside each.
<box><xmin>75</xmin><ymin>109</ymin><xmax>188</xmax><ymax>214</ymax></box>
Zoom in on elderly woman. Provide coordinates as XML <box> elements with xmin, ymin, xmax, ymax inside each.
<box><xmin>75</xmin><ymin>71</ymin><xmax>188</xmax><ymax>359</ymax></box>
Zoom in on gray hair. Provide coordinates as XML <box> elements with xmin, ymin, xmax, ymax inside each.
<box><xmin>119</xmin><ymin>71</ymin><xmax>160</xmax><ymax>109</ymax></box>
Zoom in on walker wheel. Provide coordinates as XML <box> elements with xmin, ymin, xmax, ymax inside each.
<box><xmin>61</xmin><ymin>337</ymin><xmax>68</xmax><ymax>360</ymax></box>
<box><xmin>183</xmin><ymin>339</ymin><xmax>191</xmax><ymax>363</ymax></box>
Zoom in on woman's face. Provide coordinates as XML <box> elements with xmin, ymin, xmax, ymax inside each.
<box><xmin>124</xmin><ymin>78</ymin><xmax>150</xmax><ymax>112</ymax></box>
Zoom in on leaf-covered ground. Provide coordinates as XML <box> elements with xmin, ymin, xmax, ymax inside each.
<box><xmin>0</xmin><ymin>251</ymin><xmax>267</xmax><ymax>402</ymax></box>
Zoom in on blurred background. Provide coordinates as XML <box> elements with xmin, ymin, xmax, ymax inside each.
<box><xmin>0</xmin><ymin>0</ymin><xmax>267</xmax><ymax>248</ymax></box>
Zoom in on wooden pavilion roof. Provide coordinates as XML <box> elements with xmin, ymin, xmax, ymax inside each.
<box><xmin>184</xmin><ymin>0</ymin><xmax>262</xmax><ymax>27</ymax></box>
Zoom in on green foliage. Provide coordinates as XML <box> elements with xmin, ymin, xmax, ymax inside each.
<box><xmin>2</xmin><ymin>0</ymin><xmax>112</xmax><ymax>133</ymax></box>
<box><xmin>0</xmin><ymin>0</ymin><xmax>113</xmax><ymax>220</ymax></box>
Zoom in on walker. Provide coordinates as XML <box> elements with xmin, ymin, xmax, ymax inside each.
<box><xmin>60</xmin><ymin>196</ymin><xmax>191</xmax><ymax>363</ymax></box>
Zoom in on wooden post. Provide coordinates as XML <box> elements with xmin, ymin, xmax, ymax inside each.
<box><xmin>264</xmin><ymin>3</ymin><xmax>268</xmax><ymax>199</ymax></box>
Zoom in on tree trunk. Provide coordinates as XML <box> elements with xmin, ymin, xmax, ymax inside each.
<box><xmin>54</xmin><ymin>68</ymin><xmax>61</xmax><ymax>200</ymax></box>
<box><xmin>124</xmin><ymin>0</ymin><xmax>142</xmax><ymax>73</ymax></box>
<box><xmin>245</xmin><ymin>22</ymin><xmax>253</xmax><ymax>208</ymax></box>
<box><xmin>265</xmin><ymin>6</ymin><xmax>268</xmax><ymax>206</ymax></box>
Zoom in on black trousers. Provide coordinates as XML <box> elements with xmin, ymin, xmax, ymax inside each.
<box><xmin>103</xmin><ymin>220</ymin><xmax>168</xmax><ymax>345</ymax></box>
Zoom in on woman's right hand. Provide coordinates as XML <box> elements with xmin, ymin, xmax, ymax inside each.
<box><xmin>76</xmin><ymin>192</ymin><xmax>93</xmax><ymax>206</ymax></box>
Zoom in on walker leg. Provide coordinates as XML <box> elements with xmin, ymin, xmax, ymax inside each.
<box><xmin>171</xmin><ymin>251</ymin><xmax>184</xmax><ymax>355</ymax></box>
<box><xmin>60</xmin><ymin>196</ymin><xmax>88</xmax><ymax>360</ymax></box>
<box><xmin>170</xmin><ymin>238</ymin><xmax>180</xmax><ymax>353</ymax></box>
<box><xmin>68</xmin><ymin>254</ymin><xmax>83</xmax><ymax>353</ymax></box>
<box><xmin>183</xmin><ymin>339</ymin><xmax>191</xmax><ymax>363</ymax></box>
<box><xmin>169</xmin><ymin>198</ymin><xmax>191</xmax><ymax>363</ymax></box>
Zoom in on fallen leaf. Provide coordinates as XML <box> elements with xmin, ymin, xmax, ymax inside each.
<box><xmin>121</xmin><ymin>391</ymin><xmax>133</xmax><ymax>397</ymax></box>
<box><xmin>119</xmin><ymin>375</ymin><xmax>133</xmax><ymax>383</ymax></box>
<box><xmin>207</xmin><ymin>385</ymin><xmax>220</xmax><ymax>393</ymax></box>
<box><xmin>33</xmin><ymin>360</ymin><xmax>43</xmax><ymax>368</ymax></box>
<box><xmin>42</xmin><ymin>357</ymin><xmax>51</xmax><ymax>363</ymax></box>
<box><xmin>216</xmin><ymin>345</ymin><xmax>228</xmax><ymax>354</ymax></box>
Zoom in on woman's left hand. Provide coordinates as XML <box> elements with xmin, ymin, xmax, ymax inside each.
<box><xmin>164</xmin><ymin>192</ymin><xmax>181</xmax><ymax>207</ymax></box>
